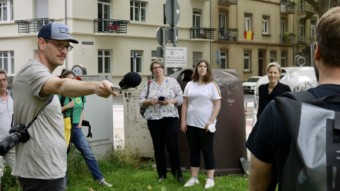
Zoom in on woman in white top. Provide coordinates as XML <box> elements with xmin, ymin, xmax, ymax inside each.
<box><xmin>139</xmin><ymin>60</ymin><xmax>184</xmax><ymax>183</ymax></box>
<box><xmin>181</xmin><ymin>59</ymin><xmax>221</xmax><ymax>189</ymax></box>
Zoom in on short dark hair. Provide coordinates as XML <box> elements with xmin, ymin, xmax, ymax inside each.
<box><xmin>192</xmin><ymin>59</ymin><xmax>213</xmax><ymax>83</ymax></box>
<box><xmin>59</xmin><ymin>69</ymin><xmax>75</xmax><ymax>78</ymax></box>
<box><xmin>316</xmin><ymin>7</ymin><xmax>340</xmax><ymax>67</ymax></box>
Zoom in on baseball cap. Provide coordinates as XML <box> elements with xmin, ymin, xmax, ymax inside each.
<box><xmin>38</xmin><ymin>22</ymin><xmax>78</xmax><ymax>44</ymax></box>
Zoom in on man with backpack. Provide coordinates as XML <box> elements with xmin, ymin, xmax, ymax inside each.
<box><xmin>246</xmin><ymin>7</ymin><xmax>340</xmax><ymax>191</ymax></box>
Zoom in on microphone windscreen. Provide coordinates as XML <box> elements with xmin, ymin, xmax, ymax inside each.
<box><xmin>119</xmin><ymin>72</ymin><xmax>142</xmax><ymax>89</ymax></box>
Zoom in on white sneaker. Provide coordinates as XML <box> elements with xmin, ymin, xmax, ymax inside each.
<box><xmin>204</xmin><ymin>178</ymin><xmax>215</xmax><ymax>189</ymax></box>
<box><xmin>184</xmin><ymin>177</ymin><xmax>199</xmax><ymax>187</ymax></box>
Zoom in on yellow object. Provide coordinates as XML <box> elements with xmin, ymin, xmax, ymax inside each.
<box><xmin>64</xmin><ymin>117</ymin><xmax>72</xmax><ymax>146</ymax></box>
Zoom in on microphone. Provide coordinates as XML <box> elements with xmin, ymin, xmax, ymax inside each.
<box><xmin>111</xmin><ymin>72</ymin><xmax>142</xmax><ymax>91</ymax></box>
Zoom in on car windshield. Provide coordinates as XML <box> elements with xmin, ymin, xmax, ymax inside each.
<box><xmin>247</xmin><ymin>77</ymin><xmax>260</xmax><ymax>82</ymax></box>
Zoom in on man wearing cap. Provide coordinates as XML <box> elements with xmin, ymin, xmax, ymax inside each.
<box><xmin>12</xmin><ymin>22</ymin><xmax>118</xmax><ymax>190</ymax></box>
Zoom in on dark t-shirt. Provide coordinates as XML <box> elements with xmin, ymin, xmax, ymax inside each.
<box><xmin>257</xmin><ymin>82</ymin><xmax>291</xmax><ymax>118</ymax></box>
<box><xmin>246</xmin><ymin>84</ymin><xmax>340</xmax><ymax>191</ymax></box>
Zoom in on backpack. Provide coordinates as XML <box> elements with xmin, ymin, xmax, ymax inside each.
<box><xmin>275</xmin><ymin>91</ymin><xmax>340</xmax><ymax>191</ymax></box>
<box><xmin>60</xmin><ymin>96</ymin><xmax>92</xmax><ymax>137</ymax></box>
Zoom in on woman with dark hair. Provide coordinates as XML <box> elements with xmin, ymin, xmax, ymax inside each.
<box><xmin>139</xmin><ymin>60</ymin><xmax>184</xmax><ymax>183</ymax></box>
<box><xmin>181</xmin><ymin>59</ymin><xmax>221</xmax><ymax>189</ymax></box>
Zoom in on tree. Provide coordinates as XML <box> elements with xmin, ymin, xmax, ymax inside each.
<box><xmin>305</xmin><ymin>0</ymin><xmax>340</xmax><ymax>17</ymax></box>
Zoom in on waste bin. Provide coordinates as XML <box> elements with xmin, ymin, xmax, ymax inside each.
<box><xmin>171</xmin><ymin>69</ymin><xmax>247</xmax><ymax>175</ymax></box>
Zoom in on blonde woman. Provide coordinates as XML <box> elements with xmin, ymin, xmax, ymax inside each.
<box><xmin>257</xmin><ymin>62</ymin><xmax>291</xmax><ymax>118</ymax></box>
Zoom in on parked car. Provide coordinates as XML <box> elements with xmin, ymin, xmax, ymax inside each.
<box><xmin>243</xmin><ymin>76</ymin><xmax>261</xmax><ymax>94</ymax></box>
<box><xmin>252</xmin><ymin>66</ymin><xmax>318</xmax><ymax>125</ymax></box>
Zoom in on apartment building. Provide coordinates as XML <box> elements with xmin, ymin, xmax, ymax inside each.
<box><xmin>0</xmin><ymin>0</ymin><xmax>319</xmax><ymax>83</ymax></box>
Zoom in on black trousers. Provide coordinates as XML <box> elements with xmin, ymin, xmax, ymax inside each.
<box><xmin>186</xmin><ymin>125</ymin><xmax>215</xmax><ymax>170</ymax></box>
<box><xmin>18</xmin><ymin>177</ymin><xmax>66</xmax><ymax>191</ymax></box>
<box><xmin>147</xmin><ymin>117</ymin><xmax>182</xmax><ymax>178</ymax></box>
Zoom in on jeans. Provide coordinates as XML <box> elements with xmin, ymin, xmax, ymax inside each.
<box><xmin>70</xmin><ymin>124</ymin><xmax>103</xmax><ymax>181</ymax></box>
<box><xmin>18</xmin><ymin>176</ymin><xmax>66</xmax><ymax>191</ymax></box>
<box><xmin>147</xmin><ymin>117</ymin><xmax>182</xmax><ymax>178</ymax></box>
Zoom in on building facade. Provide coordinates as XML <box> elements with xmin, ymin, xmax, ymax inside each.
<box><xmin>0</xmin><ymin>0</ymin><xmax>319</xmax><ymax>83</ymax></box>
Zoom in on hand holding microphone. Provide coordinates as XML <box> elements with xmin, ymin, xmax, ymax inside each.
<box><xmin>111</xmin><ymin>72</ymin><xmax>142</xmax><ymax>91</ymax></box>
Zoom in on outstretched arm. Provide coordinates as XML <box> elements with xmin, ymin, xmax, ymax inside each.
<box><xmin>41</xmin><ymin>77</ymin><xmax>118</xmax><ymax>98</ymax></box>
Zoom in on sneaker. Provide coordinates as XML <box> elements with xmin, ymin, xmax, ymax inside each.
<box><xmin>204</xmin><ymin>178</ymin><xmax>215</xmax><ymax>189</ymax></box>
<box><xmin>184</xmin><ymin>177</ymin><xmax>199</xmax><ymax>187</ymax></box>
<box><xmin>98</xmin><ymin>178</ymin><xmax>113</xmax><ymax>187</ymax></box>
<box><xmin>158</xmin><ymin>177</ymin><xmax>165</xmax><ymax>183</ymax></box>
<box><xmin>240</xmin><ymin>157</ymin><xmax>250</xmax><ymax>175</ymax></box>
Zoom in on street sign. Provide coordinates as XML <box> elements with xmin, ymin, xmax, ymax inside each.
<box><xmin>165</xmin><ymin>0</ymin><xmax>180</xmax><ymax>26</ymax></box>
<box><xmin>165</xmin><ymin>47</ymin><xmax>187</xmax><ymax>67</ymax></box>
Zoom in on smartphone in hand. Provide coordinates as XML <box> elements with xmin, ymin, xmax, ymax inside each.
<box><xmin>158</xmin><ymin>96</ymin><xmax>165</xmax><ymax>101</ymax></box>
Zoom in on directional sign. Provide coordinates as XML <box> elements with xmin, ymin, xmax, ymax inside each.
<box><xmin>165</xmin><ymin>47</ymin><xmax>187</xmax><ymax>67</ymax></box>
<box><xmin>165</xmin><ymin>0</ymin><xmax>180</xmax><ymax>26</ymax></box>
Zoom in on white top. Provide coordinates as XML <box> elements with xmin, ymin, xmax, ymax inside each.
<box><xmin>184</xmin><ymin>81</ymin><xmax>221</xmax><ymax>129</ymax></box>
<box><xmin>12</xmin><ymin>59</ymin><xmax>66</xmax><ymax>179</ymax></box>
<box><xmin>0</xmin><ymin>91</ymin><xmax>13</xmax><ymax>140</ymax></box>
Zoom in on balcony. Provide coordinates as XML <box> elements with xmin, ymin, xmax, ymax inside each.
<box><xmin>16</xmin><ymin>18</ymin><xmax>54</xmax><ymax>33</ymax></box>
<box><xmin>280</xmin><ymin>33</ymin><xmax>295</xmax><ymax>45</ymax></box>
<box><xmin>190</xmin><ymin>27</ymin><xmax>216</xmax><ymax>40</ymax></box>
<box><xmin>297</xmin><ymin>35</ymin><xmax>315</xmax><ymax>45</ymax></box>
<box><xmin>280</xmin><ymin>1</ymin><xmax>295</xmax><ymax>14</ymax></box>
<box><xmin>219</xmin><ymin>28</ymin><xmax>238</xmax><ymax>41</ymax></box>
<box><xmin>218</xmin><ymin>0</ymin><xmax>237</xmax><ymax>5</ymax></box>
<box><xmin>297</xmin><ymin>3</ymin><xmax>315</xmax><ymax>14</ymax></box>
<box><xmin>94</xmin><ymin>19</ymin><xmax>129</xmax><ymax>34</ymax></box>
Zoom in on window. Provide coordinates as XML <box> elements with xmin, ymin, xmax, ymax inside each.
<box><xmin>193</xmin><ymin>9</ymin><xmax>201</xmax><ymax>28</ymax></box>
<box><xmin>218</xmin><ymin>50</ymin><xmax>228</xmax><ymax>69</ymax></box>
<box><xmin>244</xmin><ymin>14</ymin><xmax>252</xmax><ymax>31</ymax></box>
<box><xmin>98</xmin><ymin>0</ymin><xmax>111</xmax><ymax>19</ymax></box>
<box><xmin>262</xmin><ymin>16</ymin><xmax>270</xmax><ymax>35</ymax></box>
<box><xmin>0</xmin><ymin>0</ymin><xmax>12</xmax><ymax>22</ymax></box>
<box><xmin>243</xmin><ymin>51</ymin><xmax>251</xmax><ymax>71</ymax></box>
<box><xmin>310</xmin><ymin>19</ymin><xmax>316</xmax><ymax>37</ymax></box>
<box><xmin>130</xmin><ymin>50</ymin><xmax>142</xmax><ymax>72</ymax></box>
<box><xmin>270</xmin><ymin>51</ymin><xmax>277</xmax><ymax>63</ymax></box>
<box><xmin>280</xmin><ymin>19</ymin><xmax>287</xmax><ymax>34</ymax></box>
<box><xmin>219</xmin><ymin>12</ymin><xmax>227</xmax><ymax>29</ymax></box>
<box><xmin>98</xmin><ymin>50</ymin><xmax>111</xmax><ymax>74</ymax></box>
<box><xmin>130</xmin><ymin>1</ymin><xmax>146</xmax><ymax>22</ymax></box>
<box><xmin>281</xmin><ymin>51</ymin><xmax>287</xmax><ymax>67</ymax></box>
<box><xmin>0</xmin><ymin>51</ymin><xmax>14</xmax><ymax>75</ymax></box>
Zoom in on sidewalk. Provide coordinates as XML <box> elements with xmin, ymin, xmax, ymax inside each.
<box><xmin>245</xmin><ymin>101</ymin><xmax>254</xmax><ymax>160</ymax></box>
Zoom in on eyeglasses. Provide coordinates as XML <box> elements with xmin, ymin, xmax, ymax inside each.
<box><xmin>46</xmin><ymin>39</ymin><xmax>73</xmax><ymax>52</ymax></box>
<box><xmin>152</xmin><ymin>66</ymin><xmax>163</xmax><ymax>70</ymax></box>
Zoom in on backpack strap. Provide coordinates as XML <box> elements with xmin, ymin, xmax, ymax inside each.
<box><xmin>282</xmin><ymin>91</ymin><xmax>316</xmax><ymax>102</ymax></box>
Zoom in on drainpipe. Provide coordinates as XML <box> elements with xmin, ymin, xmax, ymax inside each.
<box><xmin>65</xmin><ymin>0</ymin><xmax>69</xmax><ymax>69</ymax></box>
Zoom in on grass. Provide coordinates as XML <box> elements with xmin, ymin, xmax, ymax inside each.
<box><xmin>1</xmin><ymin>148</ymin><xmax>248</xmax><ymax>191</ymax></box>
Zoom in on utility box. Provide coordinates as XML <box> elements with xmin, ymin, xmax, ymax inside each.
<box><xmin>80</xmin><ymin>75</ymin><xmax>114</xmax><ymax>158</ymax></box>
<box><xmin>171</xmin><ymin>69</ymin><xmax>247</xmax><ymax>175</ymax></box>
<box><xmin>122</xmin><ymin>89</ymin><xmax>154</xmax><ymax>158</ymax></box>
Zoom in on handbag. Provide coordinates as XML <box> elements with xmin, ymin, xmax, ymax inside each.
<box><xmin>64</xmin><ymin>117</ymin><xmax>72</xmax><ymax>146</ymax></box>
<box><xmin>140</xmin><ymin>80</ymin><xmax>151</xmax><ymax>117</ymax></box>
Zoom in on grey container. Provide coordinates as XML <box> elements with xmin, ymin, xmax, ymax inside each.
<box><xmin>170</xmin><ymin>68</ymin><xmax>247</xmax><ymax>175</ymax></box>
